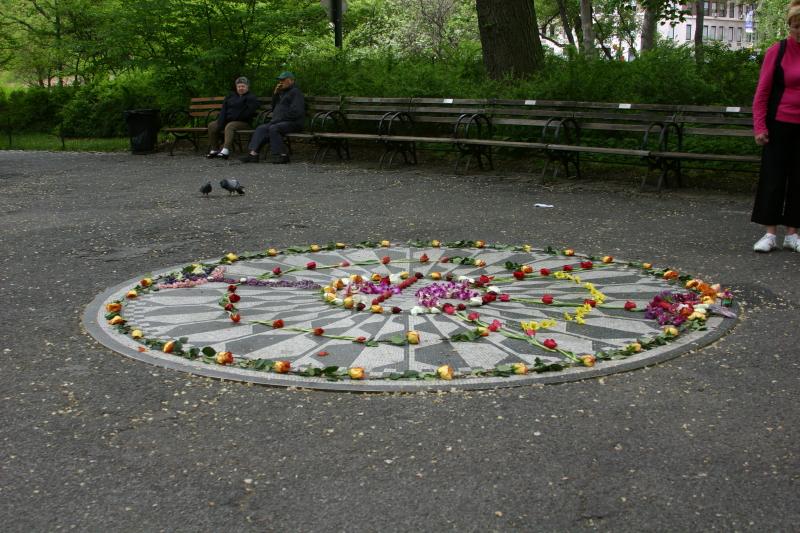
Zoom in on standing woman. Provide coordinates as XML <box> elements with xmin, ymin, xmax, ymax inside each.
<box><xmin>752</xmin><ymin>0</ymin><xmax>800</xmax><ymax>252</ymax></box>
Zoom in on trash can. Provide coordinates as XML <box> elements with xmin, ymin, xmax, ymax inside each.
<box><xmin>123</xmin><ymin>109</ymin><xmax>161</xmax><ymax>154</ymax></box>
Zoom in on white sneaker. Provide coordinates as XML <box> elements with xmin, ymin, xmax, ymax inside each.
<box><xmin>753</xmin><ymin>233</ymin><xmax>778</xmax><ymax>253</ymax></box>
<box><xmin>783</xmin><ymin>234</ymin><xmax>799</xmax><ymax>251</ymax></box>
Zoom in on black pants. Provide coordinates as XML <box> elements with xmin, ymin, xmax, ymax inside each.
<box><xmin>248</xmin><ymin>121</ymin><xmax>303</xmax><ymax>156</ymax></box>
<box><xmin>752</xmin><ymin>120</ymin><xmax>800</xmax><ymax>227</ymax></box>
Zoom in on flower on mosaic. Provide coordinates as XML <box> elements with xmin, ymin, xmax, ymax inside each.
<box><xmin>348</xmin><ymin>367</ymin><xmax>366</xmax><ymax>380</ymax></box>
<box><xmin>162</xmin><ymin>340</ymin><xmax>175</xmax><ymax>353</ymax></box>
<box><xmin>272</xmin><ymin>319</ymin><xmax>285</xmax><ymax>328</ymax></box>
<box><xmin>475</xmin><ymin>240</ymin><xmax>486</xmax><ymax>248</ymax></box>
<box><xmin>228</xmin><ymin>284</ymin><xmax>238</xmax><ymax>293</ymax></box>
<box><xmin>340</xmin><ymin>260</ymin><xmax>350</xmax><ymax>267</ymax></box>
<box><xmin>371</xmin><ymin>304</ymin><xmax>383</xmax><ymax>313</ymax></box>
<box><xmin>140</xmin><ymin>278</ymin><xmax>153</xmax><ymax>288</ymax></box>
<box><xmin>663</xmin><ymin>269</ymin><xmax>679</xmax><ymax>280</ymax></box>
<box><xmin>436</xmin><ymin>365</ymin><xmax>454</xmax><ymax>380</ymax></box>
<box><xmin>391</xmin><ymin>306</ymin><xmax>402</xmax><ymax>314</ymax></box>
<box><xmin>627</xmin><ymin>342</ymin><xmax>642</xmax><ymax>353</ymax></box>
<box><xmin>224</xmin><ymin>303</ymin><xmax>234</xmax><ymax>311</ymax></box>
<box><xmin>431</xmin><ymin>239</ymin><xmax>441</xmax><ymax>247</ymax></box>
<box><xmin>580</xmin><ymin>354</ymin><xmax>596</xmax><ymax>367</ymax></box>
<box><xmin>419</xmin><ymin>253</ymin><xmax>429</xmax><ymax>263</ymax></box>
<box><xmin>215</xmin><ymin>351</ymin><xmax>234</xmax><ymax>365</ymax></box>
<box><xmin>225</xmin><ymin>253</ymin><xmax>238</xmax><ymax>262</ymax></box>
<box><xmin>663</xmin><ymin>325</ymin><xmax>679</xmax><ymax>337</ymax></box>
<box><xmin>542</xmin><ymin>294</ymin><xmax>554</xmax><ymax>305</ymax></box>
<box><xmin>126</xmin><ymin>290</ymin><xmax>138</xmax><ymax>299</ymax></box>
<box><xmin>481</xmin><ymin>293</ymin><xmax>496</xmax><ymax>304</ymax></box>
<box><xmin>440</xmin><ymin>257</ymin><xmax>450</xmax><ymax>263</ymax></box>
<box><xmin>108</xmin><ymin>315</ymin><xmax>125</xmax><ymax>325</ymax></box>
<box><xmin>414</xmin><ymin>272</ymin><xmax>424</xmax><ymax>279</ymax></box>
<box><xmin>563</xmin><ymin>265</ymin><xmax>573</xmax><ymax>272</ymax></box>
<box><xmin>511</xmin><ymin>362</ymin><xmax>528</xmax><ymax>375</ymax></box>
<box><xmin>513</xmin><ymin>271</ymin><xmax>525</xmax><ymax>280</ymax></box>
<box><xmin>642</xmin><ymin>262</ymin><xmax>652</xmax><ymax>269</ymax></box>
<box><xmin>563</xmin><ymin>249</ymin><xmax>575</xmax><ymax>256</ymax></box>
<box><xmin>442</xmin><ymin>303</ymin><xmax>455</xmax><ymax>315</ymax></box>
<box><xmin>580</xmin><ymin>261</ymin><xmax>593</xmax><ymax>269</ymax></box>
<box><xmin>543</xmin><ymin>338</ymin><xmax>558</xmax><ymax>350</ymax></box>
<box><xmin>540</xmin><ymin>268</ymin><xmax>551</xmax><ymax>276</ymax></box>
<box><xmin>306</xmin><ymin>261</ymin><xmax>317</xmax><ymax>270</ymax></box>
<box><xmin>406</xmin><ymin>331</ymin><xmax>420</xmax><ymax>344</ymax></box>
<box><xmin>499</xmin><ymin>294</ymin><xmax>510</xmax><ymax>302</ymax></box>
<box><xmin>131</xmin><ymin>329</ymin><xmax>144</xmax><ymax>339</ymax></box>
<box><xmin>521</xmin><ymin>265</ymin><xmax>533</xmax><ymax>274</ymax></box>
<box><xmin>381</xmin><ymin>240</ymin><xmax>391</xmax><ymax>247</ymax></box>
<box><xmin>476</xmin><ymin>326</ymin><xmax>490</xmax><ymax>336</ymax></box>
<box><xmin>230</xmin><ymin>313</ymin><xmax>241</xmax><ymax>323</ymax></box>
<box><xmin>523</xmin><ymin>244</ymin><xmax>532</xmax><ymax>252</ymax></box>
<box><xmin>106</xmin><ymin>302</ymin><xmax>122</xmax><ymax>313</ymax></box>
<box><xmin>602</xmin><ymin>256</ymin><xmax>613</xmax><ymax>264</ymax></box>
<box><xmin>310</xmin><ymin>244</ymin><xmax>321</xmax><ymax>252</ymax></box>
<box><xmin>273</xmin><ymin>360</ymin><xmax>291</xmax><ymax>373</ymax></box>
<box><xmin>336</xmin><ymin>242</ymin><xmax>347</xmax><ymax>249</ymax></box>
<box><xmin>266</xmin><ymin>248</ymin><xmax>278</xmax><ymax>256</ymax></box>
<box><xmin>356</xmin><ymin>302</ymin><xmax>366</xmax><ymax>311</ymax></box>
<box><xmin>272</xmin><ymin>267</ymin><xmax>282</xmax><ymax>276</ymax></box>
<box><xmin>457</xmin><ymin>303</ymin><xmax>467</xmax><ymax>311</ymax></box>
<box><xmin>381</xmin><ymin>256</ymin><xmax>391</xmax><ymax>265</ymax></box>
<box><xmin>137</xmin><ymin>347</ymin><xmax>147</xmax><ymax>353</ymax></box>
<box><xmin>228</xmin><ymin>293</ymin><xmax>241</xmax><ymax>303</ymax></box>
<box><xmin>467</xmin><ymin>312</ymin><xmax>480</xmax><ymax>321</ymax></box>
<box><xmin>488</xmin><ymin>319</ymin><xmax>502</xmax><ymax>332</ymax></box>
<box><xmin>524</xmin><ymin>329</ymin><xmax>535</xmax><ymax>337</ymax></box>
<box><xmin>354</xmin><ymin>336</ymin><xmax>367</xmax><ymax>344</ymax></box>
<box><xmin>318</xmin><ymin>351</ymin><xmax>329</xmax><ymax>357</ymax></box>
<box><xmin>584</xmin><ymin>298</ymin><xmax>596</xmax><ymax>307</ymax></box>
<box><xmin>313</xmin><ymin>327</ymin><xmax>325</xmax><ymax>336</ymax></box>
<box><xmin>624</xmin><ymin>301</ymin><xmax>637</xmax><ymax>311</ymax></box>
<box><xmin>474</xmin><ymin>259</ymin><xmax>486</xmax><ymax>267</ymax></box>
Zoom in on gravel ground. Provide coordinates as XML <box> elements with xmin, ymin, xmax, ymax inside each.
<box><xmin>0</xmin><ymin>149</ymin><xmax>798</xmax><ymax>532</ymax></box>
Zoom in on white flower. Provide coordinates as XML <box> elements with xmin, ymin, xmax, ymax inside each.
<box><xmin>388</xmin><ymin>273</ymin><xmax>402</xmax><ymax>283</ymax></box>
<box><xmin>429</xmin><ymin>307</ymin><xmax>441</xmax><ymax>314</ymax></box>
<box><xmin>410</xmin><ymin>306</ymin><xmax>428</xmax><ymax>316</ymax></box>
<box><xmin>240</xmin><ymin>277</ymin><xmax>248</xmax><ymax>283</ymax></box>
<box><xmin>469</xmin><ymin>296</ymin><xmax>483</xmax><ymax>306</ymax></box>
<box><xmin>457</xmin><ymin>275</ymin><xmax>474</xmax><ymax>283</ymax></box>
<box><xmin>332</xmin><ymin>298</ymin><xmax>343</xmax><ymax>306</ymax></box>
<box><xmin>486</xmin><ymin>285</ymin><xmax>500</xmax><ymax>294</ymax></box>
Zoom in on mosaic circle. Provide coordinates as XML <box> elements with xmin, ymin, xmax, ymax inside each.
<box><xmin>83</xmin><ymin>240</ymin><xmax>738</xmax><ymax>391</ymax></box>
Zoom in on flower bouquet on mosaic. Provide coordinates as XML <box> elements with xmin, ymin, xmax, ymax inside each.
<box><xmin>101</xmin><ymin>239</ymin><xmax>737</xmax><ymax>382</ymax></box>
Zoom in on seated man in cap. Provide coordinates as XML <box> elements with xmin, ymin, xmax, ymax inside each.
<box><xmin>240</xmin><ymin>71</ymin><xmax>304</xmax><ymax>164</ymax></box>
<box><xmin>206</xmin><ymin>76</ymin><xmax>260</xmax><ymax>159</ymax></box>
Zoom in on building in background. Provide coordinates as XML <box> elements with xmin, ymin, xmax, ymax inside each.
<box><xmin>658</xmin><ymin>2</ymin><xmax>757</xmax><ymax>51</ymax></box>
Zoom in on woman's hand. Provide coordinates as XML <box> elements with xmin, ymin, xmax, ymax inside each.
<box><xmin>755</xmin><ymin>132</ymin><xmax>769</xmax><ymax>146</ymax></box>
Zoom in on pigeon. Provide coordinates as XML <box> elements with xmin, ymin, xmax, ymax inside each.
<box><xmin>200</xmin><ymin>182</ymin><xmax>212</xmax><ymax>197</ymax></box>
<box><xmin>220</xmin><ymin>178</ymin><xmax>245</xmax><ymax>195</ymax></box>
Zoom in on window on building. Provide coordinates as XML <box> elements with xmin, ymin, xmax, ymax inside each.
<box><xmin>737</xmin><ymin>27</ymin><xmax>742</xmax><ymax>42</ymax></box>
<box><xmin>717</xmin><ymin>26</ymin><xmax>723</xmax><ymax>40</ymax></box>
<box><xmin>728</xmin><ymin>26</ymin><xmax>734</xmax><ymax>41</ymax></box>
<box><xmin>686</xmin><ymin>23</ymin><xmax>693</xmax><ymax>40</ymax></box>
<box><xmin>704</xmin><ymin>2</ymin><xmax>710</xmax><ymax>15</ymax></box>
<box><xmin>704</xmin><ymin>25</ymin><xmax>709</xmax><ymax>39</ymax></box>
<box><xmin>710</xmin><ymin>26</ymin><xmax>716</xmax><ymax>40</ymax></box>
<box><xmin>710</xmin><ymin>2</ymin><xmax>716</xmax><ymax>15</ymax></box>
<box><xmin>720</xmin><ymin>2</ymin><xmax>727</xmax><ymax>16</ymax></box>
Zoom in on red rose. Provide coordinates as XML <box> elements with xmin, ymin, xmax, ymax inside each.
<box><xmin>467</xmin><ymin>312</ymin><xmax>480</xmax><ymax>321</ymax></box>
<box><xmin>499</xmin><ymin>294</ymin><xmax>510</xmax><ymax>302</ymax></box>
<box><xmin>478</xmin><ymin>275</ymin><xmax>492</xmax><ymax>285</ymax></box>
<box><xmin>340</xmin><ymin>260</ymin><xmax>351</xmax><ymax>267</ymax></box>
<box><xmin>228</xmin><ymin>293</ymin><xmax>241</xmax><ymax>303</ymax></box>
<box><xmin>543</xmin><ymin>338</ymin><xmax>558</xmax><ymax>349</ymax></box>
<box><xmin>356</xmin><ymin>303</ymin><xmax>366</xmax><ymax>311</ymax></box>
<box><xmin>445</xmin><ymin>273</ymin><xmax>454</xmax><ymax>281</ymax></box>
<box><xmin>540</xmin><ymin>268</ymin><xmax>551</xmax><ymax>276</ymax></box>
<box><xmin>224</xmin><ymin>303</ymin><xmax>234</xmax><ymax>311</ymax></box>
<box><xmin>372</xmin><ymin>298</ymin><xmax>382</xmax><ymax>305</ymax></box>
<box><xmin>584</xmin><ymin>299</ymin><xmax>596</xmax><ymax>307</ymax></box>
<box><xmin>513</xmin><ymin>271</ymin><xmax>525</xmax><ymax>280</ymax></box>
<box><xmin>542</xmin><ymin>294</ymin><xmax>554</xmax><ymax>304</ymax></box>
<box><xmin>313</xmin><ymin>327</ymin><xmax>325</xmax><ymax>336</ymax></box>
<box><xmin>272</xmin><ymin>319</ymin><xmax>284</xmax><ymax>328</ymax></box>
<box><xmin>414</xmin><ymin>272</ymin><xmax>424</xmax><ymax>279</ymax></box>
<box><xmin>391</xmin><ymin>306</ymin><xmax>402</xmax><ymax>314</ymax></box>
<box><xmin>456</xmin><ymin>303</ymin><xmax>466</xmax><ymax>311</ymax></box>
<box><xmin>230</xmin><ymin>313</ymin><xmax>241</xmax><ymax>323</ymax></box>
<box><xmin>318</xmin><ymin>351</ymin><xmax>329</xmax><ymax>357</ymax></box>
<box><xmin>440</xmin><ymin>257</ymin><xmax>450</xmax><ymax>263</ymax></box>
<box><xmin>442</xmin><ymin>303</ymin><xmax>455</xmax><ymax>315</ymax></box>
<box><xmin>563</xmin><ymin>265</ymin><xmax>573</xmax><ymax>272</ymax></box>
<box><xmin>354</xmin><ymin>336</ymin><xmax>367</xmax><ymax>343</ymax></box>
<box><xmin>482</xmin><ymin>293</ymin><xmax>497</xmax><ymax>304</ymax></box>
<box><xmin>306</xmin><ymin>261</ymin><xmax>316</xmax><ymax>270</ymax></box>
<box><xmin>419</xmin><ymin>254</ymin><xmax>429</xmax><ymax>263</ymax></box>
<box><xmin>381</xmin><ymin>256</ymin><xmax>391</xmax><ymax>264</ymax></box>
<box><xmin>580</xmin><ymin>261</ymin><xmax>593</xmax><ymax>269</ymax></box>
<box><xmin>488</xmin><ymin>319</ymin><xmax>502</xmax><ymax>332</ymax></box>
<box><xmin>624</xmin><ymin>301</ymin><xmax>637</xmax><ymax>311</ymax></box>
<box><xmin>272</xmin><ymin>267</ymin><xmax>282</xmax><ymax>275</ymax></box>
<box><xmin>228</xmin><ymin>284</ymin><xmax>237</xmax><ymax>293</ymax></box>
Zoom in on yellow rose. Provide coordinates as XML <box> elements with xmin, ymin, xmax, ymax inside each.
<box><xmin>511</xmin><ymin>362</ymin><xmax>528</xmax><ymax>375</ymax></box>
<box><xmin>267</xmin><ymin>248</ymin><xmax>278</xmax><ymax>256</ymax></box>
<box><xmin>343</xmin><ymin>297</ymin><xmax>354</xmax><ymax>309</ymax></box>
<box><xmin>475</xmin><ymin>240</ymin><xmax>485</xmax><ymax>248</ymax></box>
<box><xmin>370</xmin><ymin>304</ymin><xmax>384</xmax><ymax>314</ymax></box>
<box><xmin>380</xmin><ymin>240</ymin><xmax>391</xmax><ymax>247</ymax></box>
<box><xmin>225</xmin><ymin>252</ymin><xmax>238</xmax><ymax>262</ymax></box>
<box><xmin>431</xmin><ymin>240</ymin><xmax>441</xmax><ymax>247</ymax></box>
<box><xmin>522</xmin><ymin>244</ymin><xmax>532</xmax><ymax>253</ymax></box>
<box><xmin>131</xmin><ymin>329</ymin><xmax>144</xmax><ymax>339</ymax></box>
<box><xmin>162</xmin><ymin>340</ymin><xmax>175</xmax><ymax>353</ymax></box>
<box><xmin>642</xmin><ymin>262</ymin><xmax>652</xmax><ymax>269</ymax></box>
<box><xmin>436</xmin><ymin>365</ymin><xmax>454</xmax><ymax>380</ymax></box>
<box><xmin>108</xmin><ymin>315</ymin><xmax>125</xmax><ymax>325</ymax></box>
<box><xmin>663</xmin><ymin>325</ymin><xmax>679</xmax><ymax>337</ymax></box>
<box><xmin>580</xmin><ymin>354</ymin><xmax>597</xmax><ymax>367</ymax></box>
<box><xmin>406</xmin><ymin>331</ymin><xmax>420</xmax><ymax>344</ymax></box>
<box><xmin>601</xmin><ymin>256</ymin><xmax>613</xmax><ymax>264</ymax></box>
<box><xmin>336</xmin><ymin>242</ymin><xmax>346</xmax><ymax>249</ymax></box>
<box><xmin>310</xmin><ymin>244</ymin><xmax>321</xmax><ymax>252</ymax></box>
<box><xmin>140</xmin><ymin>277</ymin><xmax>153</xmax><ymax>288</ymax></box>
<box><xmin>430</xmin><ymin>272</ymin><xmax>442</xmax><ymax>280</ymax></box>
<box><xmin>125</xmin><ymin>290</ymin><xmax>138</xmax><ymax>299</ymax></box>
<box><xmin>348</xmin><ymin>367</ymin><xmax>366</xmax><ymax>380</ymax></box>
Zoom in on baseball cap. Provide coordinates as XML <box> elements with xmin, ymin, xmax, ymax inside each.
<box><xmin>276</xmin><ymin>71</ymin><xmax>296</xmax><ymax>80</ymax></box>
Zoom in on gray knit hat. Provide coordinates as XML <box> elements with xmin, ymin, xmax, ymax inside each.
<box><xmin>235</xmin><ymin>76</ymin><xmax>250</xmax><ymax>86</ymax></box>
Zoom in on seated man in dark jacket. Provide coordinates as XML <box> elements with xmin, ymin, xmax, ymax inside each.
<box><xmin>207</xmin><ymin>76</ymin><xmax>260</xmax><ymax>159</ymax></box>
<box><xmin>240</xmin><ymin>71</ymin><xmax>304</xmax><ymax>164</ymax></box>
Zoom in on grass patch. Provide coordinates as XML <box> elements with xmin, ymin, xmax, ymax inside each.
<box><xmin>0</xmin><ymin>133</ymin><xmax>129</xmax><ymax>152</ymax></box>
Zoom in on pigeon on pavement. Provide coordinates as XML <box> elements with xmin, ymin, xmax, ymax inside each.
<box><xmin>200</xmin><ymin>182</ymin><xmax>212</xmax><ymax>197</ymax></box>
<box><xmin>220</xmin><ymin>178</ymin><xmax>245</xmax><ymax>195</ymax></box>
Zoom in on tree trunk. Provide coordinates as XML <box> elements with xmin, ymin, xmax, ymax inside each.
<box><xmin>556</xmin><ymin>0</ymin><xmax>576</xmax><ymax>47</ymax></box>
<box><xmin>475</xmin><ymin>0</ymin><xmax>544</xmax><ymax>79</ymax></box>
<box><xmin>694</xmin><ymin>1</ymin><xmax>704</xmax><ymax>65</ymax></box>
<box><xmin>640</xmin><ymin>2</ymin><xmax>658</xmax><ymax>52</ymax></box>
<box><xmin>579</xmin><ymin>0</ymin><xmax>595</xmax><ymax>56</ymax></box>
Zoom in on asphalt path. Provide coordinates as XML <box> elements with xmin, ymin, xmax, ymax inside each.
<box><xmin>1</xmin><ymin>149</ymin><xmax>798</xmax><ymax>531</ymax></box>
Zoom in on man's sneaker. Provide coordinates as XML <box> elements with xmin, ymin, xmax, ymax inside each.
<box><xmin>205</xmin><ymin>151</ymin><xmax>219</xmax><ymax>159</ymax></box>
<box><xmin>216</xmin><ymin>152</ymin><xmax>229</xmax><ymax>160</ymax></box>
<box><xmin>753</xmin><ymin>233</ymin><xmax>778</xmax><ymax>253</ymax></box>
<box><xmin>783</xmin><ymin>233</ymin><xmax>799</xmax><ymax>251</ymax></box>
<box><xmin>239</xmin><ymin>153</ymin><xmax>259</xmax><ymax>163</ymax></box>
<box><xmin>271</xmin><ymin>154</ymin><xmax>290</xmax><ymax>164</ymax></box>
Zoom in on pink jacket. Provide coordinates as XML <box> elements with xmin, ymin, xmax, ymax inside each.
<box><xmin>753</xmin><ymin>38</ymin><xmax>800</xmax><ymax>135</ymax></box>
